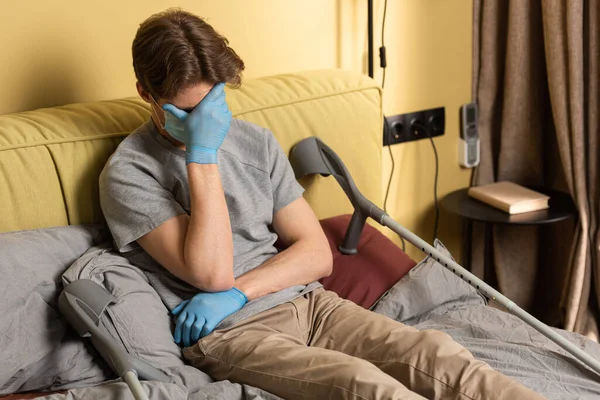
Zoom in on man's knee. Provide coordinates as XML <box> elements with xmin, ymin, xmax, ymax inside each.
<box><xmin>420</xmin><ymin>329</ymin><xmax>462</xmax><ymax>348</ymax></box>
<box><xmin>407</xmin><ymin>329</ymin><xmax>475</xmax><ymax>366</ymax></box>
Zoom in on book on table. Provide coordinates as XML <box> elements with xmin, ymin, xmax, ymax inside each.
<box><xmin>467</xmin><ymin>181</ymin><xmax>550</xmax><ymax>214</ymax></box>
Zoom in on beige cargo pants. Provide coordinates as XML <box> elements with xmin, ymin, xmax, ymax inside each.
<box><xmin>184</xmin><ymin>288</ymin><xmax>545</xmax><ymax>400</ymax></box>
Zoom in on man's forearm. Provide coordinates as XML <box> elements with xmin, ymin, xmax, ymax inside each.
<box><xmin>234</xmin><ymin>239</ymin><xmax>332</xmax><ymax>301</ymax></box>
<box><xmin>185</xmin><ymin>163</ymin><xmax>234</xmax><ymax>291</ymax></box>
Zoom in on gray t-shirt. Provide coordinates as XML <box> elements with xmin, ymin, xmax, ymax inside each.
<box><xmin>99</xmin><ymin>119</ymin><xmax>321</xmax><ymax>330</ymax></box>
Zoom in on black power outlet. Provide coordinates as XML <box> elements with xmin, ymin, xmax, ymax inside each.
<box><xmin>383</xmin><ymin>107</ymin><xmax>445</xmax><ymax>146</ymax></box>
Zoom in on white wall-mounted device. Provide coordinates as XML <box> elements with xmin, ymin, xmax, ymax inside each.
<box><xmin>459</xmin><ymin>103</ymin><xmax>480</xmax><ymax>168</ymax></box>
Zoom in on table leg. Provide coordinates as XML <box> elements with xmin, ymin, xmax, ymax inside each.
<box><xmin>483</xmin><ymin>223</ymin><xmax>499</xmax><ymax>289</ymax></box>
<box><xmin>463</xmin><ymin>220</ymin><xmax>473</xmax><ymax>272</ymax></box>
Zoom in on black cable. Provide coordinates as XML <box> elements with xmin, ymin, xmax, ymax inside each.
<box><xmin>412</xmin><ymin>122</ymin><xmax>440</xmax><ymax>243</ymax></box>
<box><xmin>379</xmin><ymin>0</ymin><xmax>405</xmax><ymax>251</ymax></box>
<box><xmin>383</xmin><ymin>114</ymin><xmax>405</xmax><ymax>251</ymax></box>
<box><xmin>380</xmin><ymin>0</ymin><xmax>388</xmax><ymax>89</ymax></box>
<box><xmin>383</xmin><ymin>120</ymin><xmax>395</xmax><ymax>213</ymax></box>
<box><xmin>368</xmin><ymin>0</ymin><xmax>374</xmax><ymax>78</ymax></box>
<box><xmin>381</xmin><ymin>0</ymin><xmax>388</xmax><ymax>45</ymax></box>
<box><xmin>381</xmin><ymin>0</ymin><xmax>391</xmax><ymax>211</ymax></box>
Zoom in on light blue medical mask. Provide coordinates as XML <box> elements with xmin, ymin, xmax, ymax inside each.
<box><xmin>150</xmin><ymin>95</ymin><xmax>187</xmax><ymax>143</ymax></box>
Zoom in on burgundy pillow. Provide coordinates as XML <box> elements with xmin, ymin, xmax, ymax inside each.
<box><xmin>318</xmin><ymin>214</ymin><xmax>417</xmax><ymax>309</ymax></box>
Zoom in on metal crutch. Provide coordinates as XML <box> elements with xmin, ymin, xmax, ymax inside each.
<box><xmin>58</xmin><ymin>279</ymin><xmax>171</xmax><ymax>400</ymax></box>
<box><xmin>289</xmin><ymin>136</ymin><xmax>600</xmax><ymax>376</ymax></box>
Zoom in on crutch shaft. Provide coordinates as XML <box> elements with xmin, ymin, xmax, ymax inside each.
<box><xmin>381</xmin><ymin>214</ymin><xmax>600</xmax><ymax>376</ymax></box>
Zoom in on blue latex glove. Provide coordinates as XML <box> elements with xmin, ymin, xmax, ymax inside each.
<box><xmin>172</xmin><ymin>288</ymin><xmax>248</xmax><ymax>347</ymax></box>
<box><xmin>162</xmin><ymin>82</ymin><xmax>232</xmax><ymax>164</ymax></box>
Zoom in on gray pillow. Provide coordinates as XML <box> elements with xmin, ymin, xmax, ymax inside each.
<box><xmin>0</xmin><ymin>225</ymin><xmax>111</xmax><ymax>395</ymax></box>
<box><xmin>371</xmin><ymin>239</ymin><xmax>485</xmax><ymax>324</ymax></box>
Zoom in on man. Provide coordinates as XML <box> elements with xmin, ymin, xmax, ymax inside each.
<box><xmin>99</xmin><ymin>8</ymin><xmax>545</xmax><ymax>400</ymax></box>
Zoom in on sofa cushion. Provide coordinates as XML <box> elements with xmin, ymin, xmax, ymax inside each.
<box><xmin>317</xmin><ymin>214</ymin><xmax>417</xmax><ymax>309</ymax></box>
<box><xmin>0</xmin><ymin>70</ymin><xmax>383</xmax><ymax>233</ymax></box>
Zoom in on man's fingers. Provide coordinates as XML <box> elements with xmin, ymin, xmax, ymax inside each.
<box><xmin>200</xmin><ymin>319</ymin><xmax>218</xmax><ymax>338</ymax></box>
<box><xmin>183</xmin><ymin>313</ymin><xmax>196</xmax><ymax>348</ymax></box>
<box><xmin>221</xmin><ymin>108</ymin><xmax>232</xmax><ymax>127</ymax></box>
<box><xmin>191</xmin><ymin>316</ymin><xmax>206</xmax><ymax>344</ymax></box>
<box><xmin>214</xmin><ymin>90</ymin><xmax>226</xmax><ymax>105</ymax></box>
<box><xmin>162</xmin><ymin>104</ymin><xmax>188</xmax><ymax>120</ymax></box>
<box><xmin>222</xmin><ymin>104</ymin><xmax>232</xmax><ymax>118</ymax></box>
<box><xmin>203</xmin><ymin>82</ymin><xmax>225</xmax><ymax>103</ymax></box>
<box><xmin>172</xmin><ymin>300</ymin><xmax>189</xmax><ymax>316</ymax></box>
<box><xmin>173</xmin><ymin>311</ymin><xmax>187</xmax><ymax>344</ymax></box>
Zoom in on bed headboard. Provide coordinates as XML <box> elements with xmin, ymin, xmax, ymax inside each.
<box><xmin>0</xmin><ymin>69</ymin><xmax>383</xmax><ymax>233</ymax></box>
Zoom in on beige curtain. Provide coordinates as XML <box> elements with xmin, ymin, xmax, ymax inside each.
<box><xmin>472</xmin><ymin>0</ymin><xmax>599</xmax><ymax>338</ymax></box>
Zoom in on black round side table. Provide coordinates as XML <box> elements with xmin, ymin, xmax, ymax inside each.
<box><xmin>441</xmin><ymin>187</ymin><xmax>576</xmax><ymax>286</ymax></box>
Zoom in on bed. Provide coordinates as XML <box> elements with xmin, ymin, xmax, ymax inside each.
<box><xmin>1</xmin><ymin>69</ymin><xmax>599</xmax><ymax>399</ymax></box>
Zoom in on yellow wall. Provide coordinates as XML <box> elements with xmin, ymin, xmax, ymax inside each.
<box><xmin>1</xmin><ymin>0</ymin><xmax>339</xmax><ymax>114</ymax></box>
<box><xmin>340</xmin><ymin>0</ymin><xmax>474</xmax><ymax>261</ymax></box>
<box><xmin>1</xmin><ymin>0</ymin><xmax>472</xmax><ymax>261</ymax></box>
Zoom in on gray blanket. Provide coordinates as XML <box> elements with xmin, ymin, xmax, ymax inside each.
<box><xmin>2</xmin><ymin>226</ymin><xmax>600</xmax><ymax>399</ymax></box>
<box><xmin>372</xmin><ymin>240</ymin><xmax>600</xmax><ymax>399</ymax></box>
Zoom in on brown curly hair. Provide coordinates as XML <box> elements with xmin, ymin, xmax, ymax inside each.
<box><xmin>132</xmin><ymin>9</ymin><xmax>245</xmax><ymax>99</ymax></box>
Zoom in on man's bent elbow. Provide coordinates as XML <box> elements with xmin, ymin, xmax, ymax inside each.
<box><xmin>188</xmin><ymin>268</ymin><xmax>235</xmax><ymax>292</ymax></box>
<box><xmin>319</xmin><ymin>246</ymin><xmax>334</xmax><ymax>279</ymax></box>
